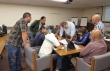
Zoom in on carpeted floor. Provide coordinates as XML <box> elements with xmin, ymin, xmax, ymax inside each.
<box><xmin>0</xmin><ymin>48</ymin><xmax>74</xmax><ymax>71</ymax></box>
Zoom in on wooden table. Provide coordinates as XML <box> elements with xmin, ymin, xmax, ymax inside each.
<box><xmin>55</xmin><ymin>45</ymin><xmax>84</xmax><ymax>56</ymax></box>
<box><xmin>0</xmin><ymin>35</ymin><xmax>7</xmax><ymax>59</ymax></box>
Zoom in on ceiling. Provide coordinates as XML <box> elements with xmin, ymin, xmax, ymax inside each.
<box><xmin>0</xmin><ymin>0</ymin><xmax>110</xmax><ymax>9</ymax></box>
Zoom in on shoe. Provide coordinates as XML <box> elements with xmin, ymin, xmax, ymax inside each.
<box><xmin>17</xmin><ymin>67</ymin><xmax>25</xmax><ymax>71</ymax></box>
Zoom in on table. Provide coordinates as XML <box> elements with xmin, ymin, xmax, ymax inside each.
<box><xmin>0</xmin><ymin>35</ymin><xmax>7</xmax><ymax>59</ymax></box>
<box><xmin>55</xmin><ymin>45</ymin><xmax>84</xmax><ymax>56</ymax></box>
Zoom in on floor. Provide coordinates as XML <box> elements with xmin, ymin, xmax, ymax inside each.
<box><xmin>0</xmin><ymin>48</ymin><xmax>74</xmax><ymax>71</ymax></box>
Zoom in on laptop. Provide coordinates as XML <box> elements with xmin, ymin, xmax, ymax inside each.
<box><xmin>67</xmin><ymin>41</ymin><xmax>76</xmax><ymax>50</ymax></box>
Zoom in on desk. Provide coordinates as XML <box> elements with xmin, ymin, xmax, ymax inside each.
<box><xmin>55</xmin><ymin>45</ymin><xmax>84</xmax><ymax>56</ymax></box>
<box><xmin>0</xmin><ymin>35</ymin><xmax>7</xmax><ymax>59</ymax></box>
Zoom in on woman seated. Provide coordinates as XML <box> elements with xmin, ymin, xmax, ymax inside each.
<box><xmin>73</xmin><ymin>27</ymin><xmax>90</xmax><ymax>46</ymax></box>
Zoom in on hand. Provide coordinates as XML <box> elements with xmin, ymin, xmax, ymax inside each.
<box><xmin>25</xmin><ymin>43</ymin><xmax>30</xmax><ymax>46</ymax></box>
<box><xmin>72</xmin><ymin>41</ymin><xmax>76</xmax><ymax>43</ymax></box>
<box><xmin>57</xmin><ymin>45</ymin><xmax>63</xmax><ymax>49</ymax></box>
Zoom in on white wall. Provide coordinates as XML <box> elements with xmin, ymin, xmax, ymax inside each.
<box><xmin>83</xmin><ymin>7</ymin><xmax>102</xmax><ymax>21</ymax></box>
<box><xmin>0</xmin><ymin>3</ymin><xmax>84</xmax><ymax>27</ymax></box>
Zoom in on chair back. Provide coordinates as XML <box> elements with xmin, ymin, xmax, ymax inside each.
<box><xmin>92</xmin><ymin>52</ymin><xmax>110</xmax><ymax>71</ymax></box>
<box><xmin>24</xmin><ymin>46</ymin><xmax>36</xmax><ymax>70</ymax></box>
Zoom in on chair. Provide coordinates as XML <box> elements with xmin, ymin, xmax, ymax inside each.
<box><xmin>24</xmin><ymin>46</ymin><xmax>53</xmax><ymax>71</ymax></box>
<box><xmin>75</xmin><ymin>52</ymin><xmax>110</xmax><ymax>71</ymax></box>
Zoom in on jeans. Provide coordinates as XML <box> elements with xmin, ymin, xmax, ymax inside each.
<box><xmin>6</xmin><ymin>45</ymin><xmax>22</xmax><ymax>71</ymax></box>
<box><xmin>53</xmin><ymin>54</ymin><xmax>62</xmax><ymax>69</ymax></box>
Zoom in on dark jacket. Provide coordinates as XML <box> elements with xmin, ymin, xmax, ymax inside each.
<box><xmin>34</xmin><ymin>31</ymin><xmax>45</xmax><ymax>46</ymax></box>
<box><xmin>74</xmin><ymin>32</ymin><xmax>90</xmax><ymax>46</ymax></box>
<box><xmin>30</xmin><ymin>20</ymin><xmax>45</xmax><ymax>34</ymax></box>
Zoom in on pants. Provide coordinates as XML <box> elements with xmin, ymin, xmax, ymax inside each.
<box><xmin>53</xmin><ymin>54</ymin><xmax>62</xmax><ymax>69</ymax></box>
<box><xmin>6</xmin><ymin>45</ymin><xmax>22</xmax><ymax>71</ymax></box>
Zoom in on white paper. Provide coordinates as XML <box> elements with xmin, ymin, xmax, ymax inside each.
<box><xmin>54</xmin><ymin>47</ymin><xmax>64</xmax><ymax>50</ymax></box>
<box><xmin>59</xmin><ymin>39</ymin><xmax>68</xmax><ymax>44</ymax></box>
<box><xmin>74</xmin><ymin>44</ymin><xmax>80</xmax><ymax>49</ymax></box>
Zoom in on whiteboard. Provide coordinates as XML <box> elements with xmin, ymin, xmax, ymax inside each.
<box><xmin>80</xmin><ymin>17</ymin><xmax>88</xmax><ymax>26</ymax></box>
<box><xmin>71</xmin><ymin>17</ymin><xmax>78</xmax><ymax>25</ymax></box>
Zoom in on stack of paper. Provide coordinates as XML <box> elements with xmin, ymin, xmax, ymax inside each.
<box><xmin>74</xmin><ymin>44</ymin><xmax>80</xmax><ymax>49</ymax></box>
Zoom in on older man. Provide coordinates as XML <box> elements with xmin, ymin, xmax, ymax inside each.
<box><xmin>59</xmin><ymin>21</ymin><xmax>76</xmax><ymax>41</ymax></box>
<box><xmin>92</xmin><ymin>14</ymin><xmax>105</xmax><ymax>36</ymax></box>
<box><xmin>71</xmin><ymin>29</ymin><xmax>107</xmax><ymax>65</ymax></box>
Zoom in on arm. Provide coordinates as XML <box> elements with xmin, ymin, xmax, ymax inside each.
<box><xmin>20</xmin><ymin>21</ymin><xmax>30</xmax><ymax>46</ymax></box>
<box><xmin>70</xmin><ymin>22</ymin><xmax>76</xmax><ymax>40</ymax></box>
<box><xmin>59</xmin><ymin>26</ymin><xmax>64</xmax><ymax>40</ymax></box>
<box><xmin>30</xmin><ymin>20</ymin><xmax>37</xmax><ymax>32</ymax></box>
<box><xmin>80</xmin><ymin>43</ymin><xmax>92</xmax><ymax>56</ymax></box>
<box><xmin>74</xmin><ymin>33</ymin><xmax>90</xmax><ymax>45</ymax></box>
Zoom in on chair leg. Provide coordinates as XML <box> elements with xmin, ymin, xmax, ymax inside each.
<box><xmin>26</xmin><ymin>64</ymin><xmax>29</xmax><ymax>71</ymax></box>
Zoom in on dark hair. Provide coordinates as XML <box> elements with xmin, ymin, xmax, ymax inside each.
<box><xmin>78</xmin><ymin>27</ymin><xmax>87</xmax><ymax>35</ymax></box>
<box><xmin>52</xmin><ymin>28</ymin><xmax>59</xmax><ymax>34</ymax></box>
<box><xmin>40</xmin><ymin>16</ymin><xmax>46</xmax><ymax>20</ymax></box>
<box><xmin>60</xmin><ymin>22</ymin><xmax>67</xmax><ymax>27</ymax></box>
<box><xmin>23</xmin><ymin>12</ymin><xmax>31</xmax><ymax>18</ymax></box>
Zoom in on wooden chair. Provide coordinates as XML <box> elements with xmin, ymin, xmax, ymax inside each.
<box><xmin>75</xmin><ymin>52</ymin><xmax>110</xmax><ymax>71</ymax></box>
<box><xmin>24</xmin><ymin>46</ymin><xmax>53</xmax><ymax>71</ymax></box>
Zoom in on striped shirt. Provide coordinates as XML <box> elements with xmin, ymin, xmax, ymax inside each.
<box><xmin>94</xmin><ymin>21</ymin><xmax>104</xmax><ymax>36</ymax></box>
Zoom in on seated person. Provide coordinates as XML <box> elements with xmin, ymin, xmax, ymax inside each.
<box><xmin>38</xmin><ymin>29</ymin><xmax>63</xmax><ymax>71</ymax></box>
<box><xmin>73</xmin><ymin>27</ymin><xmax>90</xmax><ymax>46</ymax></box>
<box><xmin>71</xmin><ymin>29</ymin><xmax>107</xmax><ymax>65</ymax></box>
<box><xmin>34</xmin><ymin>25</ymin><xmax>48</xmax><ymax>46</ymax></box>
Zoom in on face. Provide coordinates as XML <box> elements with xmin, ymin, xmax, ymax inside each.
<box><xmin>42</xmin><ymin>28</ymin><xmax>47</xmax><ymax>33</ymax></box>
<box><xmin>78</xmin><ymin>32</ymin><xmax>83</xmax><ymax>36</ymax></box>
<box><xmin>55</xmin><ymin>32</ymin><xmax>59</xmax><ymax>38</ymax></box>
<box><xmin>63</xmin><ymin>24</ymin><xmax>68</xmax><ymax>29</ymax></box>
<box><xmin>41</xmin><ymin>18</ymin><xmax>46</xmax><ymax>24</ymax></box>
<box><xmin>26</xmin><ymin>16</ymin><xmax>31</xmax><ymax>23</ymax></box>
<box><xmin>92</xmin><ymin>16</ymin><xmax>98</xmax><ymax>24</ymax></box>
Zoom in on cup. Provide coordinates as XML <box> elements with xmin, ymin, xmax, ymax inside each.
<box><xmin>64</xmin><ymin>44</ymin><xmax>67</xmax><ymax>51</ymax></box>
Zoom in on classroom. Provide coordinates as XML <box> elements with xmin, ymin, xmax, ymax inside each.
<box><xmin>0</xmin><ymin>0</ymin><xmax>110</xmax><ymax>71</ymax></box>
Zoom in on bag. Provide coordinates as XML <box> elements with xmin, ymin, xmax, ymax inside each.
<box><xmin>67</xmin><ymin>41</ymin><xmax>75</xmax><ymax>50</ymax></box>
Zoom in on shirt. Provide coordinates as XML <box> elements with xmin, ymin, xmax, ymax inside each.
<box><xmin>60</xmin><ymin>21</ymin><xmax>75</xmax><ymax>37</ymax></box>
<box><xmin>74</xmin><ymin>32</ymin><xmax>90</xmax><ymax>46</ymax></box>
<box><xmin>94</xmin><ymin>21</ymin><xmax>105</xmax><ymax>36</ymax></box>
<box><xmin>34</xmin><ymin>31</ymin><xmax>45</xmax><ymax>46</ymax></box>
<box><xmin>80</xmin><ymin>40</ymin><xmax>107</xmax><ymax>64</ymax></box>
<box><xmin>5</xmin><ymin>18</ymin><xmax>28</xmax><ymax>48</ymax></box>
<box><xmin>38</xmin><ymin>33</ymin><xmax>60</xmax><ymax>57</ymax></box>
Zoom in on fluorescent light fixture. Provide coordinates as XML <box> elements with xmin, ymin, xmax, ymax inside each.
<box><xmin>53</xmin><ymin>0</ymin><xmax>67</xmax><ymax>2</ymax></box>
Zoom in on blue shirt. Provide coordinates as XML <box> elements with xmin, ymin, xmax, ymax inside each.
<box><xmin>74</xmin><ymin>32</ymin><xmax>90</xmax><ymax>46</ymax></box>
<box><xmin>60</xmin><ymin>21</ymin><xmax>76</xmax><ymax>37</ymax></box>
<box><xmin>94</xmin><ymin>21</ymin><xmax>104</xmax><ymax>36</ymax></box>
<box><xmin>34</xmin><ymin>31</ymin><xmax>45</xmax><ymax>46</ymax></box>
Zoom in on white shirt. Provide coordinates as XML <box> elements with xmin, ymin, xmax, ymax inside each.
<box><xmin>60</xmin><ymin>21</ymin><xmax>76</xmax><ymax>37</ymax></box>
<box><xmin>38</xmin><ymin>33</ymin><xmax>60</xmax><ymax>57</ymax></box>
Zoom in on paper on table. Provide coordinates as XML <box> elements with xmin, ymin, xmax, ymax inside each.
<box><xmin>59</xmin><ymin>39</ymin><xmax>68</xmax><ymax>44</ymax></box>
<box><xmin>54</xmin><ymin>47</ymin><xmax>64</xmax><ymax>50</ymax></box>
<box><xmin>74</xmin><ymin>44</ymin><xmax>80</xmax><ymax>49</ymax></box>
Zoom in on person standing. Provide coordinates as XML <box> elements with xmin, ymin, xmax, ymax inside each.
<box><xmin>29</xmin><ymin>16</ymin><xmax>46</xmax><ymax>39</ymax></box>
<box><xmin>5</xmin><ymin>12</ymin><xmax>31</xmax><ymax>71</ymax></box>
<box><xmin>92</xmin><ymin>14</ymin><xmax>105</xmax><ymax>36</ymax></box>
<box><xmin>59</xmin><ymin>21</ymin><xmax>76</xmax><ymax>41</ymax></box>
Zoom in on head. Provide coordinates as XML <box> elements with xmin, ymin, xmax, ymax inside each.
<box><xmin>52</xmin><ymin>28</ymin><xmax>59</xmax><ymax>38</ymax></box>
<box><xmin>40</xmin><ymin>16</ymin><xmax>46</xmax><ymax>24</ymax></box>
<box><xmin>60</xmin><ymin>22</ymin><xmax>68</xmax><ymax>29</ymax></box>
<box><xmin>78</xmin><ymin>27</ymin><xmax>87</xmax><ymax>36</ymax></box>
<box><xmin>90</xmin><ymin>29</ymin><xmax>102</xmax><ymax>41</ymax></box>
<box><xmin>92</xmin><ymin>14</ymin><xmax>101</xmax><ymax>24</ymax></box>
<box><xmin>23</xmin><ymin>12</ymin><xmax>31</xmax><ymax>23</ymax></box>
<box><xmin>40</xmin><ymin>25</ymin><xmax>48</xmax><ymax>34</ymax></box>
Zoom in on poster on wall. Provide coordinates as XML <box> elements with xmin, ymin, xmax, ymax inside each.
<box><xmin>71</xmin><ymin>17</ymin><xmax>78</xmax><ymax>25</ymax></box>
<box><xmin>80</xmin><ymin>17</ymin><xmax>88</xmax><ymax>26</ymax></box>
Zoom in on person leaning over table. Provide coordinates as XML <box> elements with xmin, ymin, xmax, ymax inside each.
<box><xmin>71</xmin><ymin>29</ymin><xmax>107</xmax><ymax>66</ymax></box>
<box><xmin>29</xmin><ymin>16</ymin><xmax>46</xmax><ymax>39</ymax></box>
<box><xmin>59</xmin><ymin>21</ymin><xmax>76</xmax><ymax>41</ymax></box>
<box><xmin>5</xmin><ymin>12</ymin><xmax>31</xmax><ymax>71</ymax></box>
<box><xmin>38</xmin><ymin>28</ymin><xmax>63</xmax><ymax>71</ymax></box>
<box><xmin>72</xmin><ymin>27</ymin><xmax>90</xmax><ymax>46</ymax></box>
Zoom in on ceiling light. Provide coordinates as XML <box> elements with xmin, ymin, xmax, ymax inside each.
<box><xmin>53</xmin><ymin>0</ymin><xmax>68</xmax><ymax>2</ymax></box>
